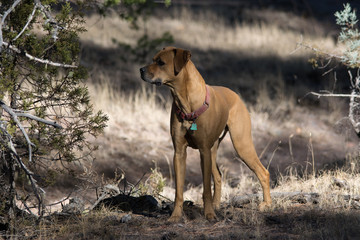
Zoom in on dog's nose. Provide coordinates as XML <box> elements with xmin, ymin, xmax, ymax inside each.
<box><xmin>140</xmin><ymin>67</ymin><xmax>146</xmax><ymax>74</ymax></box>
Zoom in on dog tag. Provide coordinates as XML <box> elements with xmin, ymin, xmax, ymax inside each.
<box><xmin>190</xmin><ymin>122</ymin><xmax>197</xmax><ymax>131</ymax></box>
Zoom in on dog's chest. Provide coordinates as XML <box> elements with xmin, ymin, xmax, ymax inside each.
<box><xmin>184</xmin><ymin>130</ymin><xmax>199</xmax><ymax>149</ymax></box>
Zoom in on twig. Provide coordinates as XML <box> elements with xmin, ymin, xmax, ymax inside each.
<box><xmin>288</xmin><ymin>134</ymin><xmax>294</xmax><ymax>163</ymax></box>
<box><xmin>309</xmin><ymin>91</ymin><xmax>360</xmax><ymax>99</ymax></box>
<box><xmin>47</xmin><ymin>191</ymin><xmax>73</xmax><ymax>207</ymax></box>
<box><xmin>308</xmin><ymin>132</ymin><xmax>315</xmax><ymax>177</ymax></box>
<box><xmin>16</xmin><ymin>193</ymin><xmax>36</xmax><ymax>216</ymax></box>
<box><xmin>259</xmin><ymin>137</ymin><xmax>273</xmax><ymax>160</ymax></box>
<box><xmin>267</xmin><ymin>141</ymin><xmax>281</xmax><ymax>170</ymax></box>
<box><xmin>296</xmin><ymin>41</ymin><xmax>343</xmax><ymax>60</ymax></box>
<box><xmin>12</xmin><ymin>2</ymin><xmax>38</xmax><ymax>41</ymax></box>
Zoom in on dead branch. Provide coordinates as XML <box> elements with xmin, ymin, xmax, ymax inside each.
<box><xmin>231</xmin><ymin>192</ymin><xmax>319</xmax><ymax>207</ymax></box>
<box><xmin>295</xmin><ymin>40</ymin><xmax>343</xmax><ymax>60</ymax></box>
<box><xmin>231</xmin><ymin>192</ymin><xmax>360</xmax><ymax>209</ymax></box>
<box><xmin>308</xmin><ymin>91</ymin><xmax>360</xmax><ymax>99</ymax></box>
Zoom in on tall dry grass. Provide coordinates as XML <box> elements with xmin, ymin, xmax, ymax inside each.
<box><xmin>82</xmin><ymin>8</ymin><xmax>336</xmax><ymax>57</ymax></box>
<box><xmin>88</xmin><ymin>82</ymin><xmax>171</xmax><ymax>145</ymax></box>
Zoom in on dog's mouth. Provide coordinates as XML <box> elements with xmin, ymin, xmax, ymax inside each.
<box><xmin>141</xmin><ymin>77</ymin><xmax>162</xmax><ymax>86</ymax></box>
<box><xmin>152</xmin><ymin>80</ymin><xmax>162</xmax><ymax>86</ymax></box>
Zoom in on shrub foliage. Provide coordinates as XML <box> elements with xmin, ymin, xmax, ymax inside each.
<box><xmin>0</xmin><ymin>0</ymin><xmax>108</xmax><ymax>232</ymax></box>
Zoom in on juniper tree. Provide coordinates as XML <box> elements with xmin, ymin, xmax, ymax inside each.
<box><xmin>299</xmin><ymin>3</ymin><xmax>360</xmax><ymax>138</ymax></box>
<box><xmin>332</xmin><ymin>3</ymin><xmax>360</xmax><ymax>135</ymax></box>
<box><xmin>0</xmin><ymin>0</ymin><xmax>108</xmax><ymax>232</ymax></box>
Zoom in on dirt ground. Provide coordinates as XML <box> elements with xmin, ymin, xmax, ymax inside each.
<box><xmin>33</xmin><ymin>202</ymin><xmax>360</xmax><ymax>240</ymax></box>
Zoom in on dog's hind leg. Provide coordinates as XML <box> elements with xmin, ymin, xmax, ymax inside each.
<box><xmin>227</xmin><ymin>108</ymin><xmax>272</xmax><ymax>209</ymax></box>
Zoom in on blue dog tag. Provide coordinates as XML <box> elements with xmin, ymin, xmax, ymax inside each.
<box><xmin>190</xmin><ymin>122</ymin><xmax>197</xmax><ymax>131</ymax></box>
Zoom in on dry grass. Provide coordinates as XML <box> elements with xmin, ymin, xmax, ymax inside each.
<box><xmin>88</xmin><ymin>83</ymin><xmax>171</xmax><ymax>145</ymax></box>
<box><xmin>82</xmin><ymin>8</ymin><xmax>336</xmax><ymax>57</ymax></box>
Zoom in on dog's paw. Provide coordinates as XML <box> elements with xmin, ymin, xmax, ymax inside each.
<box><xmin>205</xmin><ymin>213</ymin><xmax>217</xmax><ymax>222</ymax></box>
<box><xmin>204</xmin><ymin>208</ymin><xmax>217</xmax><ymax>222</ymax></box>
<box><xmin>259</xmin><ymin>201</ymin><xmax>272</xmax><ymax>211</ymax></box>
<box><xmin>167</xmin><ymin>215</ymin><xmax>182</xmax><ymax>223</ymax></box>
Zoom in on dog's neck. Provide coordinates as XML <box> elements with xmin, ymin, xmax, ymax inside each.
<box><xmin>169</xmin><ymin>61</ymin><xmax>207</xmax><ymax>115</ymax></box>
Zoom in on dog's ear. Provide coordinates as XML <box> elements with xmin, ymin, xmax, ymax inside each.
<box><xmin>173</xmin><ymin>48</ymin><xmax>191</xmax><ymax>76</ymax></box>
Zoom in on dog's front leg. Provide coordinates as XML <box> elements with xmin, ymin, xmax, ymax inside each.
<box><xmin>200</xmin><ymin>148</ymin><xmax>216</xmax><ymax>221</ymax></box>
<box><xmin>168</xmin><ymin>144</ymin><xmax>187</xmax><ymax>222</ymax></box>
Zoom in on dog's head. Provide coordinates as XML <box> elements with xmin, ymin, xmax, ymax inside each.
<box><xmin>140</xmin><ymin>46</ymin><xmax>191</xmax><ymax>86</ymax></box>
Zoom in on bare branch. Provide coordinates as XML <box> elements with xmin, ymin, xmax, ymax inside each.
<box><xmin>1</xmin><ymin>100</ymin><xmax>35</xmax><ymax>162</ymax></box>
<box><xmin>0</xmin><ymin>0</ymin><xmax>22</xmax><ymax>51</ymax></box>
<box><xmin>16</xmin><ymin>112</ymin><xmax>62</xmax><ymax>129</ymax></box>
<box><xmin>309</xmin><ymin>91</ymin><xmax>360</xmax><ymax>99</ymax></box>
<box><xmin>0</xmin><ymin>100</ymin><xmax>62</xmax><ymax>163</ymax></box>
<box><xmin>12</xmin><ymin>2</ymin><xmax>38</xmax><ymax>41</ymax></box>
<box><xmin>2</xmin><ymin>41</ymin><xmax>78</xmax><ymax>68</ymax></box>
<box><xmin>296</xmin><ymin>40</ymin><xmax>343</xmax><ymax>60</ymax></box>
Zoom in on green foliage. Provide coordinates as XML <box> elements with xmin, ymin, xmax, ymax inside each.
<box><xmin>334</xmin><ymin>3</ymin><xmax>360</xmax><ymax>68</ymax></box>
<box><xmin>335</xmin><ymin>3</ymin><xmax>358</xmax><ymax>27</ymax></box>
<box><xmin>99</xmin><ymin>0</ymin><xmax>161</xmax><ymax>28</ymax></box>
<box><xmin>0</xmin><ymin>1</ymin><xmax>108</xmax><ymax>169</ymax></box>
<box><xmin>99</xmin><ymin>0</ymin><xmax>173</xmax><ymax>63</ymax></box>
<box><xmin>114</xmin><ymin>31</ymin><xmax>174</xmax><ymax>63</ymax></box>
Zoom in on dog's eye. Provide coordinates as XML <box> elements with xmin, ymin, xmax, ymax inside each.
<box><xmin>157</xmin><ymin>59</ymin><xmax>165</xmax><ymax>66</ymax></box>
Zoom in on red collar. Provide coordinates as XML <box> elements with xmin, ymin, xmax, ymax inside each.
<box><xmin>175</xmin><ymin>85</ymin><xmax>210</xmax><ymax>121</ymax></box>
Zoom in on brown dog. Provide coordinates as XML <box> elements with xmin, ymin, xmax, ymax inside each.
<box><xmin>140</xmin><ymin>47</ymin><xmax>271</xmax><ymax>222</ymax></box>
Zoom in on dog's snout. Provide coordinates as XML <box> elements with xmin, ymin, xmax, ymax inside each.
<box><xmin>140</xmin><ymin>67</ymin><xmax>146</xmax><ymax>74</ymax></box>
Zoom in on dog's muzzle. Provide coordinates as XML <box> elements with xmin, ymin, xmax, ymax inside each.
<box><xmin>140</xmin><ymin>67</ymin><xmax>162</xmax><ymax>86</ymax></box>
